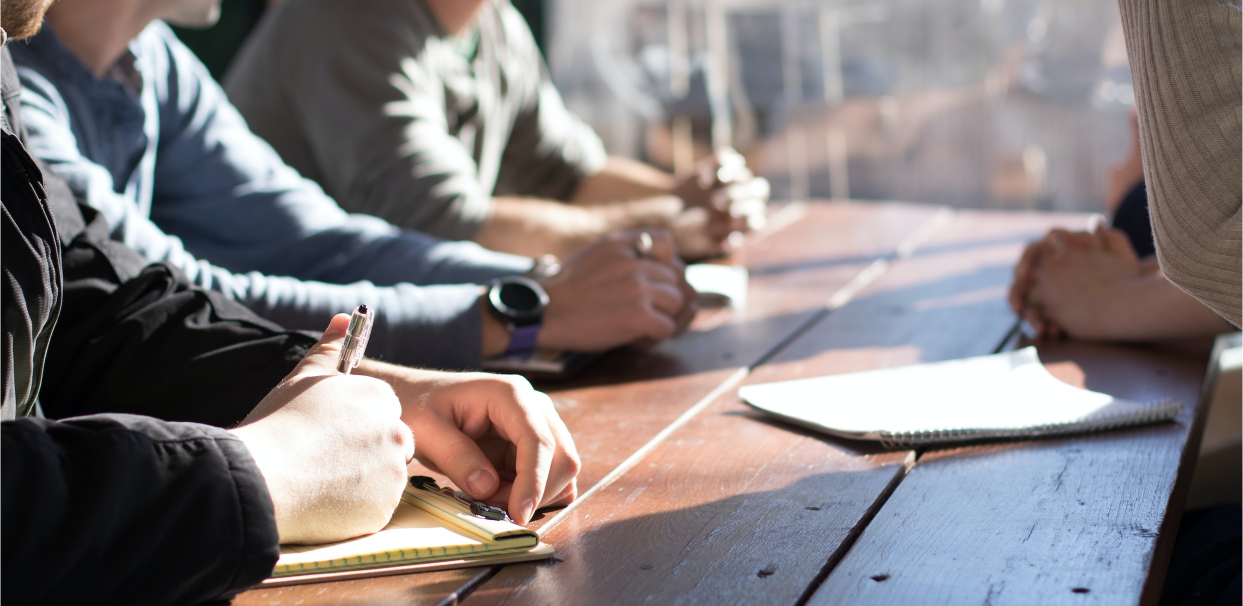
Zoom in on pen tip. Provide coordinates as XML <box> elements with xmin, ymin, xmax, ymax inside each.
<box><xmin>358</xmin><ymin>304</ymin><xmax>369</xmax><ymax>314</ymax></box>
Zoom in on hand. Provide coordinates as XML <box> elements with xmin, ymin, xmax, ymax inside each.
<box><xmin>357</xmin><ymin>364</ymin><xmax>581</xmax><ymax>525</ymax></box>
<box><xmin>535</xmin><ymin>229</ymin><xmax>698</xmax><ymax>352</ymax></box>
<box><xmin>1020</xmin><ymin>226</ymin><xmax>1144</xmax><ymax>339</ymax></box>
<box><xmin>671</xmin><ymin>149</ymin><xmax>770</xmax><ymax>259</ymax></box>
<box><xmin>230</xmin><ymin>315</ymin><xmax>415</xmax><ymax>545</ymax></box>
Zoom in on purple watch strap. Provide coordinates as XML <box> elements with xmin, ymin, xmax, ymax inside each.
<box><xmin>504</xmin><ymin>324</ymin><xmax>540</xmax><ymax>358</ymax></box>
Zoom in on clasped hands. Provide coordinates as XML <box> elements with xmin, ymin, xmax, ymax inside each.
<box><xmin>671</xmin><ymin>148</ymin><xmax>771</xmax><ymax>260</ymax></box>
<box><xmin>1008</xmin><ymin>221</ymin><xmax>1152</xmax><ymax>340</ymax></box>
<box><xmin>231</xmin><ymin>314</ymin><xmax>580</xmax><ymax>545</ymax></box>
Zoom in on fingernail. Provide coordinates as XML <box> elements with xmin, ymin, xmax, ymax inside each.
<box><xmin>466</xmin><ymin>469</ymin><xmax>496</xmax><ymax>497</ymax></box>
<box><xmin>519</xmin><ymin>499</ymin><xmax>535</xmax><ymax>524</ymax></box>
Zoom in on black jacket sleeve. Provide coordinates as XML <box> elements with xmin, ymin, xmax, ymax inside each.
<box><xmin>2</xmin><ymin>130</ymin><xmax>60</xmax><ymax>420</ymax></box>
<box><xmin>2</xmin><ymin>414</ymin><xmax>280</xmax><ymax>605</ymax></box>
<box><xmin>36</xmin><ymin>189</ymin><xmax>317</xmax><ymax>428</ymax></box>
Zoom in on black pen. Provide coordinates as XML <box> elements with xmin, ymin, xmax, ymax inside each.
<box><xmin>337</xmin><ymin>305</ymin><xmax>373</xmax><ymax>375</ymax></box>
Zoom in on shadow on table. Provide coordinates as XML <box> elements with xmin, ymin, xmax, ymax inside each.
<box><xmin>540</xmin><ymin>261</ymin><xmax>1019</xmax><ymax>392</ymax></box>
<box><xmin>472</xmin><ymin>470</ymin><xmax>901</xmax><ymax>606</ymax></box>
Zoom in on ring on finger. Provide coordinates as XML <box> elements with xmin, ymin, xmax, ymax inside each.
<box><xmin>634</xmin><ymin>231</ymin><xmax>654</xmax><ymax>259</ymax></box>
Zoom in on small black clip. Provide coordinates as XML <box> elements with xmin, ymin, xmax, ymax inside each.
<box><xmin>409</xmin><ymin>476</ymin><xmax>512</xmax><ymax>522</ymax></box>
<box><xmin>469</xmin><ymin>501</ymin><xmax>508</xmax><ymax>521</ymax></box>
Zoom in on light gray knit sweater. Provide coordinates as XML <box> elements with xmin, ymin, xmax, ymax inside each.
<box><xmin>1119</xmin><ymin>0</ymin><xmax>1242</xmax><ymax>327</ymax></box>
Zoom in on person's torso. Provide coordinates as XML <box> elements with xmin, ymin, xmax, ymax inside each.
<box><xmin>10</xmin><ymin>24</ymin><xmax>163</xmax><ymax>230</ymax></box>
<box><xmin>229</xmin><ymin>0</ymin><xmax>540</xmax><ymax>201</ymax></box>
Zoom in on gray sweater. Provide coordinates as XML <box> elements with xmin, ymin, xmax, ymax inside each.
<box><xmin>1119</xmin><ymin>0</ymin><xmax>1241</xmax><ymax>327</ymax></box>
<box><xmin>225</xmin><ymin>0</ymin><xmax>608</xmax><ymax>242</ymax></box>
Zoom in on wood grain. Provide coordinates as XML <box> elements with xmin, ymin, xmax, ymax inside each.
<box><xmin>806</xmin><ymin>338</ymin><xmax>1212</xmax><ymax>603</ymax></box>
<box><xmin>527</xmin><ymin>201</ymin><xmax>942</xmax><ymax>519</ymax></box>
<box><xmin>463</xmin><ymin>210</ymin><xmax>1090</xmax><ymax>605</ymax></box>
<box><xmin>232</xmin><ymin>201</ymin><xmax>941</xmax><ymax>605</ymax></box>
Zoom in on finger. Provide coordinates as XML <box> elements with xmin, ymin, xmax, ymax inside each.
<box><xmin>1010</xmin><ymin>242</ymin><xmax>1046</xmax><ymax>313</ymax></box>
<box><xmin>410</xmin><ymin>416</ymin><xmax>503</xmax><ymax>501</ymax></box>
<box><xmin>642</xmin><ymin>275</ymin><xmax>686</xmax><ymax>318</ymax></box>
<box><xmin>637</xmin><ymin>229</ymin><xmax>678</xmax><ymax>266</ymax></box>
<box><xmin>1044</xmin><ymin>229</ymin><xmax>1071</xmax><ymax>255</ymax></box>
<box><xmin>672</xmin><ymin>277</ymin><xmax>699</xmax><ymax>334</ymax></box>
<box><xmin>638</xmin><ymin>257</ymin><xmax>683</xmax><ymax>287</ymax></box>
<box><xmin>534</xmin><ymin>397</ymin><xmax>579</xmax><ymax>509</ymax></box>
<box><xmin>618</xmin><ymin>294</ymin><xmax>680</xmax><ymax>345</ymax></box>
<box><xmin>1100</xmin><ymin>226</ymin><xmax>1136</xmax><ymax>257</ymax></box>
<box><xmin>503</xmin><ymin>412</ymin><xmax>557</xmax><ymax>525</ymax></box>
<box><xmin>545</xmin><ymin>478</ymin><xmax>577</xmax><ymax>509</ymax></box>
<box><xmin>292</xmin><ymin>313</ymin><xmax>352</xmax><ymax>378</ymax></box>
<box><xmin>1086</xmin><ymin>213</ymin><xmax>1107</xmax><ymax>236</ymax></box>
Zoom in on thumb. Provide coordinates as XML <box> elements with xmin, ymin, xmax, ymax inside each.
<box><xmin>292</xmin><ymin>314</ymin><xmax>352</xmax><ymax>378</ymax></box>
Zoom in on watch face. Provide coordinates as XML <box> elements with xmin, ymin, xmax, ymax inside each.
<box><xmin>490</xmin><ymin>277</ymin><xmax>548</xmax><ymax>323</ymax></box>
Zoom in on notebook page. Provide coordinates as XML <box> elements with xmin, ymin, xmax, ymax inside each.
<box><xmin>274</xmin><ymin>487</ymin><xmax>538</xmax><ymax>576</ymax></box>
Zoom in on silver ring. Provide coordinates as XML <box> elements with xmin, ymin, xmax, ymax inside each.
<box><xmin>635</xmin><ymin>232</ymin><xmax>653</xmax><ymax>258</ymax></box>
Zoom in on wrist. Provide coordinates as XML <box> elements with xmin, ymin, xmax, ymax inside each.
<box><xmin>480</xmin><ymin>289</ymin><xmax>512</xmax><ymax>358</ymax></box>
<box><xmin>230</xmin><ymin>426</ymin><xmax>298</xmax><ymax>543</ymax></box>
<box><xmin>483</xmin><ymin>277</ymin><xmax>548</xmax><ymax>358</ymax></box>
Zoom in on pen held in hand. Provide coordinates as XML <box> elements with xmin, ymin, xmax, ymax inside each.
<box><xmin>337</xmin><ymin>305</ymin><xmax>373</xmax><ymax>375</ymax></box>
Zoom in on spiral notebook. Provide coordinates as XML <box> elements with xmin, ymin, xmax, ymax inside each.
<box><xmin>262</xmin><ymin>480</ymin><xmax>553</xmax><ymax>587</ymax></box>
<box><xmin>740</xmin><ymin>347</ymin><xmax>1182</xmax><ymax>448</ymax></box>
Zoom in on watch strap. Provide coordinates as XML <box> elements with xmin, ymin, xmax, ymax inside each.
<box><xmin>504</xmin><ymin>323</ymin><xmax>541</xmax><ymax>358</ymax></box>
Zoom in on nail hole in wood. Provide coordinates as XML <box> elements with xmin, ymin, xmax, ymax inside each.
<box><xmin>870</xmin><ymin>574</ymin><xmax>890</xmax><ymax>582</ymax></box>
<box><xmin>639</xmin><ymin>564</ymin><xmax>654</xmax><ymax>571</ymax></box>
<box><xmin>805</xmin><ymin>506</ymin><xmax>821</xmax><ymax>511</ymax></box>
<box><xmin>1072</xmin><ymin>588</ymin><xmax>1090</xmax><ymax>594</ymax></box>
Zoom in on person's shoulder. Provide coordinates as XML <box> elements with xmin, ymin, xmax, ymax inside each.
<box><xmin>268</xmin><ymin>0</ymin><xmax>427</xmax><ymax>37</ymax></box>
<box><xmin>490</xmin><ymin>0</ymin><xmax>540</xmax><ymax>62</ymax></box>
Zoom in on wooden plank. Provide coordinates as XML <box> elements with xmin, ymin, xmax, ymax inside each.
<box><xmin>526</xmin><ymin>201</ymin><xmax>942</xmax><ymax>521</ymax></box>
<box><xmin>806</xmin><ymin>332</ymin><xmax>1212</xmax><ymax>600</ymax></box>
<box><xmin>232</xmin><ymin>201</ymin><xmax>940</xmax><ymax>605</ymax></box>
<box><xmin>464</xmin><ymin>210</ymin><xmax>1089</xmax><ymax>605</ymax></box>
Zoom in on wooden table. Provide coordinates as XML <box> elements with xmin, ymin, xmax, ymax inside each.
<box><xmin>234</xmin><ymin>201</ymin><xmax>1212</xmax><ymax>606</ymax></box>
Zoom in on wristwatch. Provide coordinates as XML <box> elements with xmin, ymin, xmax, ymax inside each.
<box><xmin>486</xmin><ymin>276</ymin><xmax>549</xmax><ymax>357</ymax></box>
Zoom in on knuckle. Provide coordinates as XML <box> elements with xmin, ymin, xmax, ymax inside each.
<box><xmin>564</xmin><ymin>448</ymin><xmax>583</xmax><ymax>477</ymax></box>
<box><xmin>536</xmin><ymin>434</ymin><xmax>557</xmax><ymax>455</ymax></box>
<box><xmin>498</xmin><ymin>373</ymin><xmax>533</xmax><ymax>393</ymax></box>
<box><xmin>390</xmin><ymin>421</ymin><xmax>413</xmax><ymax>449</ymax></box>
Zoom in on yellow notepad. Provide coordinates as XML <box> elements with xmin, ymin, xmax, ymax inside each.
<box><xmin>265</xmin><ymin>481</ymin><xmax>552</xmax><ymax>586</ymax></box>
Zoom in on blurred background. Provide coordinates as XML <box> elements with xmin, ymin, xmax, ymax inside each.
<box><xmin>178</xmin><ymin>0</ymin><xmax>1134</xmax><ymax>213</ymax></box>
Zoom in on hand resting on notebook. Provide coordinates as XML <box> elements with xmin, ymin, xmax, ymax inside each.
<box><xmin>231</xmin><ymin>315</ymin><xmax>416</xmax><ymax>545</ymax></box>
<box><xmin>356</xmin><ymin>363</ymin><xmax>582</xmax><ymax>525</ymax></box>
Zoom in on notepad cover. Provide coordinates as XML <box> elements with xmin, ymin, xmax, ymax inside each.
<box><xmin>268</xmin><ymin>483</ymin><xmax>549</xmax><ymax>584</ymax></box>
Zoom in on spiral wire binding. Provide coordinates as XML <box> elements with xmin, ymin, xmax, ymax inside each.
<box><xmin>877</xmin><ymin>398</ymin><xmax>1183</xmax><ymax>449</ymax></box>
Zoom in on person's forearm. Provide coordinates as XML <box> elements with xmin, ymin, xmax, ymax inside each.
<box><xmin>1119</xmin><ymin>0</ymin><xmax>1241</xmax><ymax>327</ymax></box>
<box><xmin>3</xmin><ymin>416</ymin><xmax>279</xmax><ymax>605</ymax></box>
<box><xmin>475</xmin><ymin>196</ymin><xmax>681</xmax><ymax>259</ymax></box>
<box><xmin>571</xmin><ymin>157</ymin><xmax>678</xmax><ymax>204</ymax></box>
<box><xmin>1105</xmin><ymin>271</ymin><xmax>1233</xmax><ymax>341</ymax></box>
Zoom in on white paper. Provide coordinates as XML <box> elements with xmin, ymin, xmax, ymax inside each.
<box><xmin>739</xmin><ymin>348</ymin><xmax>1180</xmax><ymax>443</ymax></box>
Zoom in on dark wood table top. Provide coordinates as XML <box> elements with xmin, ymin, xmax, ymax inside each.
<box><xmin>233</xmin><ymin>201</ymin><xmax>1211</xmax><ymax>606</ymax></box>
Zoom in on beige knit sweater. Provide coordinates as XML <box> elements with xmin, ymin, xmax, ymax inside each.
<box><xmin>1118</xmin><ymin>0</ymin><xmax>1242</xmax><ymax>327</ymax></box>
